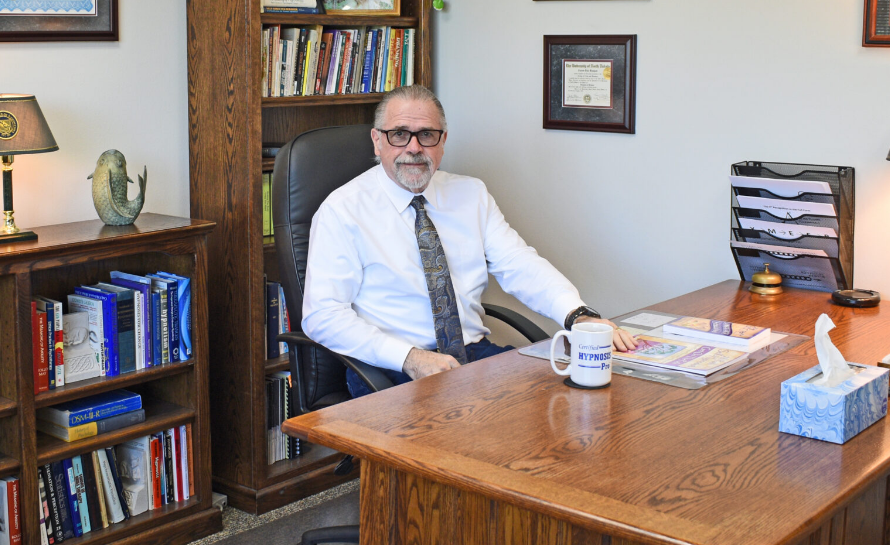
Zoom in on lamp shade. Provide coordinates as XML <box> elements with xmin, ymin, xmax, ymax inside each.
<box><xmin>0</xmin><ymin>94</ymin><xmax>58</xmax><ymax>156</ymax></box>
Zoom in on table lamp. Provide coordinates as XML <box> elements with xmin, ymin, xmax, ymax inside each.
<box><xmin>0</xmin><ymin>94</ymin><xmax>58</xmax><ymax>242</ymax></box>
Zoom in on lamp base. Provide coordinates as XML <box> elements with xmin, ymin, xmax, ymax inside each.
<box><xmin>0</xmin><ymin>229</ymin><xmax>37</xmax><ymax>243</ymax></box>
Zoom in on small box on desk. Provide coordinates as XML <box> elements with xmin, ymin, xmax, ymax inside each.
<box><xmin>779</xmin><ymin>363</ymin><xmax>889</xmax><ymax>444</ymax></box>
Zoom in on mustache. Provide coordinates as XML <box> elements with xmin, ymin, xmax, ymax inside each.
<box><xmin>395</xmin><ymin>153</ymin><xmax>432</xmax><ymax>168</ymax></box>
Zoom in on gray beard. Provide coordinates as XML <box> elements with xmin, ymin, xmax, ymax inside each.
<box><xmin>394</xmin><ymin>153</ymin><xmax>433</xmax><ymax>191</ymax></box>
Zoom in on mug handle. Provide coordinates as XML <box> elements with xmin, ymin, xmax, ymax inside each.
<box><xmin>550</xmin><ymin>330</ymin><xmax>571</xmax><ymax>376</ymax></box>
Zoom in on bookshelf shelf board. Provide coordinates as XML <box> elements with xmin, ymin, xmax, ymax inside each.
<box><xmin>259</xmin><ymin>14</ymin><xmax>418</xmax><ymax>27</ymax></box>
<box><xmin>35</xmin><ymin>360</ymin><xmax>195</xmax><ymax>409</ymax></box>
<box><xmin>0</xmin><ymin>454</ymin><xmax>19</xmax><ymax>478</ymax></box>
<box><xmin>261</xmin><ymin>93</ymin><xmax>385</xmax><ymax>109</ymax></box>
<box><xmin>265</xmin><ymin>354</ymin><xmax>289</xmax><ymax>375</ymax></box>
<box><xmin>37</xmin><ymin>398</ymin><xmax>194</xmax><ymax>465</ymax></box>
<box><xmin>0</xmin><ymin>396</ymin><xmax>15</xmax><ymax>418</ymax></box>
<box><xmin>264</xmin><ymin>442</ymin><xmax>350</xmax><ymax>481</ymax></box>
<box><xmin>262</xmin><ymin>157</ymin><xmax>276</xmax><ymax>171</ymax></box>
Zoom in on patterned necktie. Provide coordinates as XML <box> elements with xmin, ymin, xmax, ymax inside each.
<box><xmin>410</xmin><ymin>195</ymin><xmax>468</xmax><ymax>365</ymax></box>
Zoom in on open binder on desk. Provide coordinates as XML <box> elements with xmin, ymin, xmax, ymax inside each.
<box><xmin>730</xmin><ymin>161</ymin><xmax>854</xmax><ymax>291</ymax></box>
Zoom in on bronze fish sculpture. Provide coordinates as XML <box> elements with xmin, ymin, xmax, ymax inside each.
<box><xmin>88</xmin><ymin>149</ymin><xmax>147</xmax><ymax>226</ymax></box>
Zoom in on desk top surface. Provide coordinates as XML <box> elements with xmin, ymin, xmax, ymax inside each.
<box><xmin>284</xmin><ymin>280</ymin><xmax>890</xmax><ymax>545</ymax></box>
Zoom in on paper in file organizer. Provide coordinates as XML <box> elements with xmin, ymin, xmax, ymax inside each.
<box><xmin>730</xmin><ymin>240</ymin><xmax>842</xmax><ymax>292</ymax></box>
<box><xmin>733</xmin><ymin>228</ymin><xmax>839</xmax><ymax>258</ymax></box>
<box><xmin>737</xmin><ymin>217</ymin><xmax>838</xmax><ymax>239</ymax></box>
<box><xmin>730</xmin><ymin>175</ymin><xmax>835</xmax><ymax>203</ymax></box>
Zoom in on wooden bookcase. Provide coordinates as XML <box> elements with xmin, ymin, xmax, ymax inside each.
<box><xmin>0</xmin><ymin>214</ymin><xmax>220</xmax><ymax>545</ymax></box>
<box><xmin>186</xmin><ymin>0</ymin><xmax>433</xmax><ymax>514</ymax></box>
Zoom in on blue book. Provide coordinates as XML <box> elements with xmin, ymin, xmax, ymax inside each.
<box><xmin>147</xmin><ymin>275</ymin><xmax>180</xmax><ymax>362</ymax></box>
<box><xmin>62</xmin><ymin>458</ymin><xmax>84</xmax><ymax>537</ymax></box>
<box><xmin>110</xmin><ymin>271</ymin><xmax>153</xmax><ymax>368</ymax></box>
<box><xmin>151</xmin><ymin>290</ymin><xmax>163</xmax><ymax>366</ymax></box>
<box><xmin>36</xmin><ymin>389</ymin><xmax>142</xmax><ymax>427</ymax></box>
<box><xmin>74</xmin><ymin>286</ymin><xmax>120</xmax><ymax>376</ymax></box>
<box><xmin>71</xmin><ymin>455</ymin><xmax>92</xmax><ymax>534</ymax></box>
<box><xmin>380</xmin><ymin>27</ymin><xmax>391</xmax><ymax>93</ymax></box>
<box><xmin>361</xmin><ymin>29</ymin><xmax>378</xmax><ymax>94</ymax></box>
<box><xmin>266</xmin><ymin>281</ymin><xmax>281</xmax><ymax>359</ymax></box>
<box><xmin>155</xmin><ymin>272</ymin><xmax>192</xmax><ymax>361</ymax></box>
<box><xmin>50</xmin><ymin>461</ymin><xmax>75</xmax><ymax>540</ymax></box>
<box><xmin>95</xmin><ymin>283</ymin><xmax>137</xmax><ymax>374</ymax></box>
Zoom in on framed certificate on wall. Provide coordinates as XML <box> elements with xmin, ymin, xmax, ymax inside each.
<box><xmin>543</xmin><ymin>34</ymin><xmax>636</xmax><ymax>134</ymax></box>
<box><xmin>0</xmin><ymin>0</ymin><xmax>118</xmax><ymax>41</ymax></box>
<box><xmin>863</xmin><ymin>0</ymin><xmax>890</xmax><ymax>47</ymax></box>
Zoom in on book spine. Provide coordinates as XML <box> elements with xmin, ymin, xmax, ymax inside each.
<box><xmin>104</xmin><ymin>448</ymin><xmax>129</xmax><ymax>520</ymax></box>
<box><xmin>109</xmin><ymin>274</ymin><xmax>153</xmax><ymax>367</ymax></box>
<box><xmin>175</xmin><ymin>277</ymin><xmax>191</xmax><ymax>361</ymax></box>
<box><xmin>325</xmin><ymin>31</ymin><xmax>341</xmax><ymax>95</ymax></box>
<box><xmin>71</xmin><ymin>456</ymin><xmax>90</xmax><ymax>534</ymax></box>
<box><xmin>66</xmin><ymin>295</ymin><xmax>106</xmax><ymax>376</ymax></box>
<box><xmin>4</xmin><ymin>477</ymin><xmax>21</xmax><ymax>545</ymax></box>
<box><xmin>95</xmin><ymin>450</ymin><xmax>124</xmax><ymax>524</ymax></box>
<box><xmin>40</xmin><ymin>465</ymin><xmax>63</xmax><ymax>543</ymax></box>
<box><xmin>167</xmin><ymin>428</ymin><xmax>181</xmax><ymax>502</ymax></box>
<box><xmin>361</xmin><ymin>29</ymin><xmax>375</xmax><ymax>93</ymax></box>
<box><xmin>32</xmin><ymin>301</ymin><xmax>49</xmax><ymax>394</ymax></box>
<box><xmin>37</xmin><ymin>470</ymin><xmax>54</xmax><ymax>545</ymax></box>
<box><xmin>61</xmin><ymin>459</ymin><xmax>83</xmax><ymax>537</ymax></box>
<box><xmin>266</xmin><ymin>282</ymin><xmax>281</xmax><ymax>359</ymax></box>
<box><xmin>151</xmin><ymin>290</ymin><xmax>162</xmax><ymax>365</ymax></box>
<box><xmin>89</xmin><ymin>452</ymin><xmax>108</xmax><ymax>528</ymax></box>
<box><xmin>55</xmin><ymin>396</ymin><xmax>143</xmax><ymax>428</ymax></box>
<box><xmin>49</xmin><ymin>300</ymin><xmax>64</xmax><ymax>387</ymax></box>
<box><xmin>261</xmin><ymin>6</ymin><xmax>321</xmax><ymax>12</ymax></box>
<box><xmin>179</xmin><ymin>426</ymin><xmax>190</xmax><ymax>501</ymax></box>
<box><xmin>50</xmin><ymin>462</ymin><xmax>74</xmax><ymax>540</ymax></box>
<box><xmin>150</xmin><ymin>437</ymin><xmax>162</xmax><ymax>509</ymax></box>
<box><xmin>164</xmin><ymin>283</ymin><xmax>180</xmax><ymax>362</ymax></box>
<box><xmin>163</xmin><ymin>431</ymin><xmax>175</xmax><ymax>504</ymax></box>
<box><xmin>79</xmin><ymin>454</ymin><xmax>101</xmax><ymax>533</ymax></box>
<box><xmin>40</xmin><ymin>301</ymin><xmax>56</xmax><ymax>390</ymax></box>
<box><xmin>262</xmin><ymin>173</ymin><xmax>272</xmax><ymax>237</ymax></box>
<box><xmin>186</xmin><ymin>424</ymin><xmax>195</xmax><ymax>496</ymax></box>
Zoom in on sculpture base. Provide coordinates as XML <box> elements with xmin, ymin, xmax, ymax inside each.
<box><xmin>0</xmin><ymin>229</ymin><xmax>37</xmax><ymax>243</ymax></box>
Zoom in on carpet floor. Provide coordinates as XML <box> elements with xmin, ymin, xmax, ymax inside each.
<box><xmin>189</xmin><ymin>480</ymin><xmax>360</xmax><ymax>545</ymax></box>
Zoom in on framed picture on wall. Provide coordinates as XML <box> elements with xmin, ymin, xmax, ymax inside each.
<box><xmin>322</xmin><ymin>0</ymin><xmax>399</xmax><ymax>15</ymax></box>
<box><xmin>543</xmin><ymin>35</ymin><xmax>636</xmax><ymax>134</ymax></box>
<box><xmin>0</xmin><ymin>0</ymin><xmax>118</xmax><ymax>42</ymax></box>
<box><xmin>863</xmin><ymin>0</ymin><xmax>890</xmax><ymax>47</ymax></box>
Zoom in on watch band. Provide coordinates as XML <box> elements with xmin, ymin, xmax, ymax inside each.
<box><xmin>564</xmin><ymin>306</ymin><xmax>601</xmax><ymax>330</ymax></box>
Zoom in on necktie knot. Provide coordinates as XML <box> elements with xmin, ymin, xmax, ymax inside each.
<box><xmin>410</xmin><ymin>195</ymin><xmax>426</xmax><ymax>212</ymax></box>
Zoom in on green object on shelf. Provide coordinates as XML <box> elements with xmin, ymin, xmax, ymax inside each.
<box><xmin>432</xmin><ymin>0</ymin><xmax>444</xmax><ymax>10</ymax></box>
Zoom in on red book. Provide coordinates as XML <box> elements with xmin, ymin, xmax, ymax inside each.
<box><xmin>32</xmin><ymin>303</ymin><xmax>49</xmax><ymax>394</ymax></box>
<box><xmin>186</xmin><ymin>424</ymin><xmax>195</xmax><ymax>497</ymax></box>
<box><xmin>150</xmin><ymin>437</ymin><xmax>162</xmax><ymax>509</ymax></box>
<box><xmin>5</xmin><ymin>476</ymin><xmax>22</xmax><ymax>545</ymax></box>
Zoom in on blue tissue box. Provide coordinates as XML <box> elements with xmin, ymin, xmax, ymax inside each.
<box><xmin>779</xmin><ymin>363</ymin><xmax>889</xmax><ymax>444</ymax></box>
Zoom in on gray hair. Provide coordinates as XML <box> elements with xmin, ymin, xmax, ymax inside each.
<box><xmin>373</xmin><ymin>85</ymin><xmax>447</xmax><ymax>131</ymax></box>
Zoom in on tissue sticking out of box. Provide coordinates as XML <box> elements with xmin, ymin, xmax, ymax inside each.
<box><xmin>811</xmin><ymin>314</ymin><xmax>854</xmax><ymax>387</ymax></box>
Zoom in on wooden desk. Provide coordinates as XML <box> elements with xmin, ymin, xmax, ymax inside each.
<box><xmin>283</xmin><ymin>281</ymin><xmax>890</xmax><ymax>545</ymax></box>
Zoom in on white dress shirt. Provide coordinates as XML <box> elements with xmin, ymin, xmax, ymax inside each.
<box><xmin>301</xmin><ymin>165</ymin><xmax>586</xmax><ymax>372</ymax></box>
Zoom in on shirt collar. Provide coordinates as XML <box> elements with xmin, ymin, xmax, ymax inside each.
<box><xmin>374</xmin><ymin>164</ymin><xmax>441</xmax><ymax>213</ymax></box>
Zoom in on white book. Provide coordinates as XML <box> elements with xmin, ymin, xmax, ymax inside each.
<box><xmin>96</xmin><ymin>449</ymin><xmax>125</xmax><ymax>524</ymax></box>
<box><xmin>132</xmin><ymin>292</ymin><xmax>144</xmax><ymax>370</ymax></box>
<box><xmin>117</xmin><ymin>437</ymin><xmax>151</xmax><ymax>516</ymax></box>
<box><xmin>67</xmin><ymin>295</ymin><xmax>107</xmax><ymax>376</ymax></box>
<box><xmin>62</xmin><ymin>312</ymin><xmax>102</xmax><ymax>384</ymax></box>
<box><xmin>405</xmin><ymin>28</ymin><xmax>414</xmax><ymax>86</ymax></box>
<box><xmin>179</xmin><ymin>426</ymin><xmax>190</xmax><ymax>501</ymax></box>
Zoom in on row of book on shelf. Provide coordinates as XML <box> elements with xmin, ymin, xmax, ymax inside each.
<box><xmin>32</xmin><ymin>271</ymin><xmax>192</xmax><ymax>394</ymax></box>
<box><xmin>267</xmin><ymin>371</ymin><xmax>301</xmax><ymax>465</ymax></box>
<box><xmin>262</xmin><ymin>24</ymin><xmax>415</xmax><ymax>98</ymax></box>
<box><xmin>265</xmin><ymin>279</ymin><xmax>291</xmax><ymax>360</ymax></box>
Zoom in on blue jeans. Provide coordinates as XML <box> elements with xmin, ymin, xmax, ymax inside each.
<box><xmin>345</xmin><ymin>337</ymin><xmax>514</xmax><ymax>398</ymax></box>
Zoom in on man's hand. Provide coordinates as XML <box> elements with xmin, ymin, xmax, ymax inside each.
<box><xmin>402</xmin><ymin>347</ymin><xmax>461</xmax><ymax>380</ymax></box>
<box><xmin>564</xmin><ymin>316</ymin><xmax>638</xmax><ymax>354</ymax></box>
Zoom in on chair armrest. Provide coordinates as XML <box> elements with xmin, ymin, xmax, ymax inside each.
<box><xmin>482</xmin><ymin>303</ymin><xmax>549</xmax><ymax>343</ymax></box>
<box><xmin>277</xmin><ymin>331</ymin><xmax>395</xmax><ymax>410</ymax></box>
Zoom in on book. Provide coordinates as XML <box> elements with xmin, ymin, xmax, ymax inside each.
<box><xmin>110</xmin><ymin>271</ymin><xmax>153</xmax><ymax>368</ymax></box>
<box><xmin>79</xmin><ymin>453</ymin><xmax>103</xmax><ymax>532</ymax></box>
<box><xmin>70</xmin><ymin>456</ymin><xmax>90</xmax><ymax>535</ymax></box>
<box><xmin>662</xmin><ymin>317</ymin><xmax>771</xmax><ymax>350</ymax></box>
<box><xmin>147</xmin><ymin>275</ymin><xmax>179</xmax><ymax>362</ymax></box>
<box><xmin>405</xmin><ymin>28</ymin><xmax>414</xmax><ymax>86</ymax></box>
<box><xmin>94</xmin><ymin>283</ymin><xmax>137</xmax><ymax>374</ymax></box>
<box><xmin>66</xmin><ymin>295</ymin><xmax>106</xmax><ymax>376</ymax></box>
<box><xmin>262</xmin><ymin>173</ymin><xmax>272</xmax><ymax>237</ymax></box>
<box><xmin>154</xmin><ymin>272</ymin><xmax>192</xmax><ymax>361</ymax></box>
<box><xmin>116</xmin><ymin>437</ymin><xmax>151</xmax><ymax>516</ymax></box>
<box><xmin>261</xmin><ymin>143</ymin><xmax>283</xmax><ymax>158</ymax></box>
<box><xmin>33</xmin><ymin>298</ymin><xmax>55</xmax><ymax>390</ymax></box>
<box><xmin>40</xmin><ymin>465</ymin><xmax>63</xmax><ymax>543</ymax></box>
<box><xmin>162</xmin><ymin>430</ymin><xmax>174</xmax><ymax>504</ymax></box>
<box><xmin>37</xmin><ymin>470</ymin><xmax>54</xmax><ymax>544</ymax></box>
<box><xmin>60</xmin><ymin>312</ymin><xmax>102</xmax><ymax>384</ymax></box>
<box><xmin>72</xmin><ymin>286</ymin><xmax>119</xmax><ymax>376</ymax></box>
<box><xmin>37</xmin><ymin>409</ymin><xmax>146</xmax><ymax>442</ymax></box>
<box><xmin>61</xmin><ymin>459</ymin><xmax>83</xmax><ymax>537</ymax></box>
<box><xmin>261</xmin><ymin>6</ymin><xmax>322</xmax><ymax>13</ymax></box>
<box><xmin>37</xmin><ymin>484</ymin><xmax>47</xmax><ymax>545</ymax></box>
<box><xmin>178</xmin><ymin>426</ymin><xmax>190</xmax><ymax>501</ymax></box>
<box><xmin>104</xmin><ymin>448</ymin><xmax>129</xmax><ymax>520</ymax></box>
<box><xmin>94</xmin><ymin>449</ymin><xmax>125</xmax><ymax>524</ymax></box>
<box><xmin>278</xmin><ymin>284</ymin><xmax>289</xmax><ymax>354</ymax></box>
<box><xmin>0</xmin><ymin>476</ymin><xmax>21</xmax><ymax>545</ymax></box>
<box><xmin>614</xmin><ymin>335</ymin><xmax>748</xmax><ymax>376</ymax></box>
<box><xmin>35</xmin><ymin>297</ymin><xmax>64</xmax><ymax>388</ymax></box>
<box><xmin>37</xmin><ymin>389</ymin><xmax>142</xmax><ymax>427</ymax></box>
<box><xmin>49</xmin><ymin>462</ymin><xmax>74</xmax><ymax>540</ymax></box>
<box><xmin>32</xmin><ymin>301</ymin><xmax>49</xmax><ymax>394</ymax></box>
<box><xmin>167</xmin><ymin>428</ymin><xmax>181</xmax><ymax>502</ymax></box>
<box><xmin>149</xmin><ymin>436</ymin><xmax>162</xmax><ymax>509</ymax></box>
<box><xmin>89</xmin><ymin>452</ymin><xmax>109</xmax><ymax>528</ymax></box>
<box><xmin>266</xmin><ymin>281</ymin><xmax>281</xmax><ymax>359</ymax></box>
<box><xmin>151</xmin><ymin>289</ymin><xmax>162</xmax><ymax>365</ymax></box>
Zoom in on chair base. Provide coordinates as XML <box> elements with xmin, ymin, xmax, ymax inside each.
<box><xmin>300</xmin><ymin>524</ymin><xmax>359</xmax><ymax>545</ymax></box>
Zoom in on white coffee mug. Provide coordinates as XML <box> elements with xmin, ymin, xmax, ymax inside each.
<box><xmin>549</xmin><ymin>322</ymin><xmax>613</xmax><ymax>388</ymax></box>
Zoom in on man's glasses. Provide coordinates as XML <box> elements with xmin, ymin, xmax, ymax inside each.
<box><xmin>377</xmin><ymin>128</ymin><xmax>444</xmax><ymax>147</ymax></box>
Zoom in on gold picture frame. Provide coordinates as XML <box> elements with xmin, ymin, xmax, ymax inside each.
<box><xmin>322</xmin><ymin>0</ymin><xmax>399</xmax><ymax>15</ymax></box>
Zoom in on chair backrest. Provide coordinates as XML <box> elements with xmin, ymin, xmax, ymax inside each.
<box><xmin>272</xmin><ymin>124</ymin><xmax>377</xmax><ymax>410</ymax></box>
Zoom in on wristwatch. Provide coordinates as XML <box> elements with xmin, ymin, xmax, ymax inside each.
<box><xmin>564</xmin><ymin>305</ymin><xmax>601</xmax><ymax>330</ymax></box>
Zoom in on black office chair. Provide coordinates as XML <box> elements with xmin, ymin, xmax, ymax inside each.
<box><xmin>271</xmin><ymin>124</ymin><xmax>548</xmax><ymax>545</ymax></box>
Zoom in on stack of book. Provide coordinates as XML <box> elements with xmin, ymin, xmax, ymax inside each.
<box><xmin>266</xmin><ymin>371</ymin><xmax>301</xmax><ymax>464</ymax></box>
<box><xmin>265</xmin><ymin>281</ymin><xmax>290</xmax><ymax>360</ymax></box>
<box><xmin>262</xmin><ymin>173</ymin><xmax>274</xmax><ymax>238</ymax></box>
<box><xmin>36</xmin><ymin>426</ymin><xmax>194</xmax><ymax>542</ymax></box>
<box><xmin>261</xmin><ymin>25</ymin><xmax>415</xmax><ymax>98</ymax></box>
<box><xmin>32</xmin><ymin>271</ymin><xmax>193</xmax><ymax>393</ymax></box>
<box><xmin>36</xmin><ymin>390</ymin><xmax>145</xmax><ymax>443</ymax></box>
<box><xmin>0</xmin><ymin>476</ymin><xmax>22</xmax><ymax>545</ymax></box>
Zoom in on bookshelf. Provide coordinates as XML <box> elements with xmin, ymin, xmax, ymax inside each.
<box><xmin>0</xmin><ymin>214</ymin><xmax>220</xmax><ymax>545</ymax></box>
<box><xmin>187</xmin><ymin>0</ymin><xmax>433</xmax><ymax>514</ymax></box>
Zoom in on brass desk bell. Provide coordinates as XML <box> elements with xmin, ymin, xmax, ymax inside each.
<box><xmin>750</xmin><ymin>263</ymin><xmax>783</xmax><ymax>295</ymax></box>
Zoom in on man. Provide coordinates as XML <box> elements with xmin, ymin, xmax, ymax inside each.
<box><xmin>302</xmin><ymin>85</ymin><xmax>636</xmax><ymax>398</ymax></box>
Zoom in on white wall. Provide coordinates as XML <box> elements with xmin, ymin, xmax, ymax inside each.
<box><xmin>433</xmin><ymin>0</ymin><xmax>890</xmax><ymax>334</ymax></box>
<box><xmin>3</xmin><ymin>0</ymin><xmax>188</xmax><ymax>228</ymax></box>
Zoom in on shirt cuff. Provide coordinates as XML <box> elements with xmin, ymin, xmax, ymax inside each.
<box><xmin>375</xmin><ymin>335</ymin><xmax>416</xmax><ymax>373</ymax></box>
<box><xmin>551</xmin><ymin>294</ymin><xmax>587</xmax><ymax>330</ymax></box>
